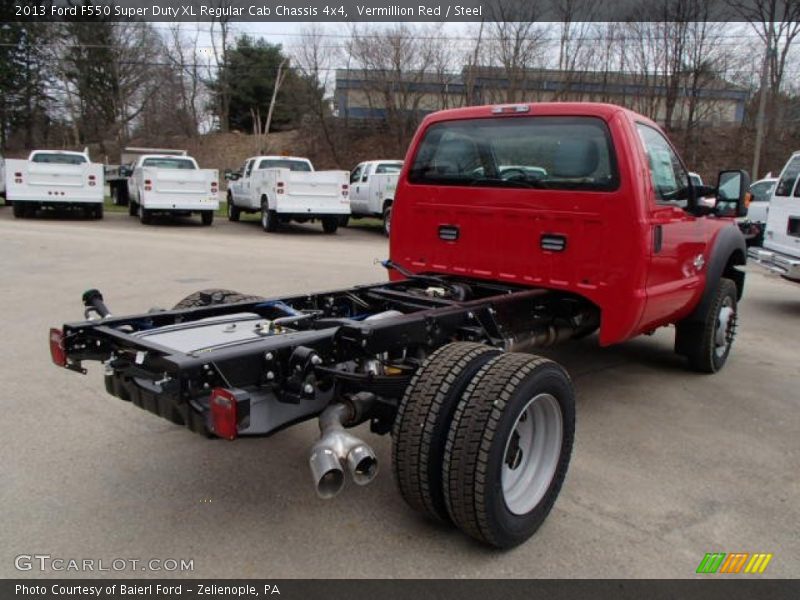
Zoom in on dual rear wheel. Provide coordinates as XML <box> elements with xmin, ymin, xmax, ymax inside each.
<box><xmin>392</xmin><ymin>342</ymin><xmax>575</xmax><ymax>548</ymax></box>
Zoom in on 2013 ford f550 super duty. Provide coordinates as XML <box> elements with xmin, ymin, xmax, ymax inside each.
<box><xmin>51</xmin><ymin>103</ymin><xmax>749</xmax><ymax>548</ymax></box>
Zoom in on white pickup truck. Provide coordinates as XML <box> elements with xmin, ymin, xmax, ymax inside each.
<box><xmin>5</xmin><ymin>150</ymin><xmax>104</xmax><ymax>219</ymax></box>
<box><xmin>348</xmin><ymin>159</ymin><xmax>403</xmax><ymax>236</ymax></box>
<box><xmin>226</xmin><ymin>155</ymin><xmax>349</xmax><ymax>234</ymax></box>
<box><xmin>127</xmin><ymin>154</ymin><xmax>218</xmax><ymax>226</ymax></box>
<box><xmin>749</xmin><ymin>151</ymin><xmax>800</xmax><ymax>283</ymax></box>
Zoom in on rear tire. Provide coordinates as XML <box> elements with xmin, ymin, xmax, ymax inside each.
<box><xmin>173</xmin><ymin>288</ymin><xmax>264</xmax><ymax>310</ymax></box>
<box><xmin>339</xmin><ymin>215</ymin><xmax>350</xmax><ymax>227</ymax></box>
<box><xmin>227</xmin><ymin>195</ymin><xmax>240</xmax><ymax>222</ymax></box>
<box><xmin>321</xmin><ymin>217</ymin><xmax>339</xmax><ymax>234</ymax></box>
<box><xmin>128</xmin><ymin>200</ymin><xmax>137</xmax><ymax>216</ymax></box>
<box><xmin>443</xmin><ymin>353</ymin><xmax>575</xmax><ymax>549</ymax></box>
<box><xmin>201</xmin><ymin>211</ymin><xmax>214</xmax><ymax>226</ymax></box>
<box><xmin>92</xmin><ymin>203</ymin><xmax>104</xmax><ymax>219</ymax></box>
<box><xmin>261</xmin><ymin>199</ymin><xmax>278</xmax><ymax>232</ymax></box>
<box><xmin>392</xmin><ymin>343</ymin><xmax>501</xmax><ymax>522</ymax></box>
<box><xmin>382</xmin><ymin>204</ymin><xmax>392</xmax><ymax>237</ymax></box>
<box><xmin>13</xmin><ymin>202</ymin><xmax>26</xmax><ymax>218</ymax></box>
<box><xmin>138</xmin><ymin>203</ymin><xmax>152</xmax><ymax>225</ymax></box>
<box><xmin>676</xmin><ymin>277</ymin><xmax>738</xmax><ymax>373</ymax></box>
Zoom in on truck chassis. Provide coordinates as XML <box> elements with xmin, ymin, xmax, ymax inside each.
<box><xmin>55</xmin><ymin>268</ymin><xmax>596</xmax><ymax>548</ymax></box>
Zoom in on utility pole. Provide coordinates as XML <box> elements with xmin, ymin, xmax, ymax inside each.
<box><xmin>752</xmin><ymin>21</ymin><xmax>775</xmax><ymax>180</ymax></box>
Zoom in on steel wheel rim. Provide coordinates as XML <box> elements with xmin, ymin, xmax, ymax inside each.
<box><xmin>714</xmin><ymin>297</ymin><xmax>736</xmax><ymax>358</ymax></box>
<box><xmin>501</xmin><ymin>393</ymin><xmax>563</xmax><ymax>515</ymax></box>
<box><xmin>261</xmin><ymin>208</ymin><xmax>268</xmax><ymax>229</ymax></box>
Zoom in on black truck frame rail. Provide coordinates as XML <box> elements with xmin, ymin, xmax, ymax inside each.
<box><xmin>56</xmin><ymin>275</ymin><xmax>598</xmax><ymax>439</ymax></box>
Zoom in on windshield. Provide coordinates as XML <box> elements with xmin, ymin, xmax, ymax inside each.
<box><xmin>258</xmin><ymin>159</ymin><xmax>312</xmax><ymax>171</ymax></box>
<box><xmin>408</xmin><ymin>116</ymin><xmax>618</xmax><ymax>191</ymax></box>
<box><xmin>31</xmin><ymin>153</ymin><xmax>87</xmax><ymax>165</ymax></box>
<box><xmin>142</xmin><ymin>157</ymin><xmax>196</xmax><ymax>169</ymax></box>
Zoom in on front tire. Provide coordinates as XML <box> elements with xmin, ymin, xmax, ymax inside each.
<box><xmin>392</xmin><ymin>343</ymin><xmax>501</xmax><ymax>522</ymax></box>
<box><xmin>321</xmin><ymin>217</ymin><xmax>339</xmax><ymax>234</ymax></box>
<box><xmin>173</xmin><ymin>288</ymin><xmax>264</xmax><ymax>310</ymax></box>
<box><xmin>201</xmin><ymin>210</ymin><xmax>214</xmax><ymax>226</ymax></box>
<box><xmin>443</xmin><ymin>353</ymin><xmax>575</xmax><ymax>548</ymax></box>
<box><xmin>677</xmin><ymin>277</ymin><xmax>738</xmax><ymax>373</ymax></box>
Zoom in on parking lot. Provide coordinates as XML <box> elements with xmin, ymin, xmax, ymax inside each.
<box><xmin>1</xmin><ymin>207</ymin><xmax>798</xmax><ymax>578</ymax></box>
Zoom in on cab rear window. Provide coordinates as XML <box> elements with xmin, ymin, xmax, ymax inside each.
<box><xmin>258</xmin><ymin>159</ymin><xmax>311</xmax><ymax>171</ymax></box>
<box><xmin>142</xmin><ymin>158</ymin><xmax>196</xmax><ymax>169</ymax></box>
<box><xmin>408</xmin><ymin>116</ymin><xmax>618</xmax><ymax>191</ymax></box>
<box><xmin>31</xmin><ymin>153</ymin><xmax>87</xmax><ymax>165</ymax></box>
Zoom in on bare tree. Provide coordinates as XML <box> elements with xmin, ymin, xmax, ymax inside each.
<box><xmin>208</xmin><ymin>0</ymin><xmax>235</xmax><ymax>132</ymax></box>
<box><xmin>165</xmin><ymin>23</ymin><xmax>203</xmax><ymax>136</ymax></box>
<box><xmin>293</xmin><ymin>24</ymin><xmax>343</xmax><ymax>165</ymax></box>
<box><xmin>483</xmin><ymin>0</ymin><xmax>548</xmax><ymax>103</ymax></box>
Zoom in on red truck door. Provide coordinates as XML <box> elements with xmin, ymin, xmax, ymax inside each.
<box><xmin>635</xmin><ymin>123</ymin><xmax>706</xmax><ymax>328</ymax></box>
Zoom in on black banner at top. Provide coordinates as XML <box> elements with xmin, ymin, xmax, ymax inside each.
<box><xmin>3</xmin><ymin>0</ymin><xmax>792</xmax><ymax>22</ymax></box>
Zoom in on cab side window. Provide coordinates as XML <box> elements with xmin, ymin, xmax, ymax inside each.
<box><xmin>245</xmin><ymin>160</ymin><xmax>254</xmax><ymax>178</ymax></box>
<box><xmin>350</xmin><ymin>164</ymin><xmax>363</xmax><ymax>184</ymax></box>
<box><xmin>362</xmin><ymin>163</ymin><xmax>373</xmax><ymax>182</ymax></box>
<box><xmin>776</xmin><ymin>156</ymin><xmax>800</xmax><ymax>197</ymax></box>
<box><xmin>636</xmin><ymin>123</ymin><xmax>690</xmax><ymax>208</ymax></box>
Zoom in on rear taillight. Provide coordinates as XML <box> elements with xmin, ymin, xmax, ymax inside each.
<box><xmin>210</xmin><ymin>388</ymin><xmax>238</xmax><ymax>440</ymax></box>
<box><xmin>144</xmin><ymin>179</ymin><xmax>152</xmax><ymax>192</ymax></box>
<box><xmin>14</xmin><ymin>171</ymin><xmax>22</xmax><ymax>184</ymax></box>
<box><xmin>276</xmin><ymin>181</ymin><xmax>284</xmax><ymax>195</ymax></box>
<box><xmin>49</xmin><ymin>328</ymin><xmax>66</xmax><ymax>367</ymax></box>
<box><xmin>341</xmin><ymin>184</ymin><xmax>349</xmax><ymax>196</ymax></box>
<box><xmin>88</xmin><ymin>174</ymin><xmax>96</xmax><ymax>187</ymax></box>
<box><xmin>211</xmin><ymin>181</ymin><xmax>218</xmax><ymax>194</ymax></box>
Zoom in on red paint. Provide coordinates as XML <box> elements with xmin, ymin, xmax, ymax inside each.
<box><xmin>390</xmin><ymin>103</ymin><xmax>732</xmax><ymax>346</ymax></box>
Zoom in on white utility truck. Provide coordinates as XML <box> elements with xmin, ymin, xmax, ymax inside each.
<box><xmin>5</xmin><ymin>150</ymin><xmax>104</xmax><ymax>219</ymax></box>
<box><xmin>127</xmin><ymin>154</ymin><xmax>218</xmax><ymax>226</ymax></box>
<box><xmin>108</xmin><ymin>147</ymin><xmax>187</xmax><ymax>206</ymax></box>
<box><xmin>749</xmin><ymin>151</ymin><xmax>800</xmax><ymax>283</ymax></box>
<box><xmin>347</xmin><ymin>159</ymin><xmax>403</xmax><ymax>236</ymax></box>
<box><xmin>226</xmin><ymin>155</ymin><xmax>349</xmax><ymax>234</ymax></box>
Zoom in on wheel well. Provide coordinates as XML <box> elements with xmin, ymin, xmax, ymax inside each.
<box><xmin>723</xmin><ymin>249</ymin><xmax>746</xmax><ymax>300</ymax></box>
<box><xmin>383</xmin><ymin>199</ymin><xmax>392</xmax><ymax>211</ymax></box>
<box><xmin>261</xmin><ymin>194</ymin><xmax>268</xmax><ymax>206</ymax></box>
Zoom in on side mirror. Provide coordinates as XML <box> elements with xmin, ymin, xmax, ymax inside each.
<box><xmin>224</xmin><ymin>169</ymin><xmax>239</xmax><ymax>181</ymax></box>
<box><xmin>715</xmin><ymin>170</ymin><xmax>751</xmax><ymax>218</ymax></box>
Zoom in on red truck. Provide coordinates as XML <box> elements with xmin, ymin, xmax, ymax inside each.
<box><xmin>50</xmin><ymin>103</ymin><xmax>749</xmax><ymax>549</ymax></box>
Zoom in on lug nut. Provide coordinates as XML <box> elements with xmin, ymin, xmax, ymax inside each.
<box><xmin>304</xmin><ymin>383</ymin><xmax>314</xmax><ymax>395</ymax></box>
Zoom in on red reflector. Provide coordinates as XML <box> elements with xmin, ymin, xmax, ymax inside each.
<box><xmin>145</xmin><ymin>179</ymin><xmax>152</xmax><ymax>185</ymax></box>
<box><xmin>88</xmin><ymin>175</ymin><xmax>96</xmax><ymax>180</ymax></box>
<box><xmin>210</xmin><ymin>388</ymin><xmax>238</xmax><ymax>440</ymax></box>
<box><xmin>276</xmin><ymin>181</ymin><xmax>284</xmax><ymax>187</ymax></box>
<box><xmin>49</xmin><ymin>328</ymin><xmax>67</xmax><ymax>367</ymax></box>
<box><xmin>341</xmin><ymin>184</ymin><xmax>349</xmax><ymax>190</ymax></box>
<box><xmin>14</xmin><ymin>172</ymin><xmax>22</xmax><ymax>177</ymax></box>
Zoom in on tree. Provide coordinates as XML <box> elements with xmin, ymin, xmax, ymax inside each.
<box><xmin>211</xmin><ymin>35</ymin><xmax>299</xmax><ymax>135</ymax></box>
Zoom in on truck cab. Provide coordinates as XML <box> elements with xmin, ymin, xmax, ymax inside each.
<box><xmin>749</xmin><ymin>151</ymin><xmax>800</xmax><ymax>282</ymax></box>
<box><xmin>392</xmin><ymin>102</ymin><xmax>748</xmax><ymax>353</ymax></box>
<box><xmin>348</xmin><ymin>159</ymin><xmax>403</xmax><ymax>235</ymax></box>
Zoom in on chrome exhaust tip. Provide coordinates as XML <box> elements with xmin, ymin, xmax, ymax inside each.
<box><xmin>347</xmin><ymin>445</ymin><xmax>379</xmax><ymax>486</ymax></box>
<box><xmin>310</xmin><ymin>446</ymin><xmax>345</xmax><ymax>499</ymax></box>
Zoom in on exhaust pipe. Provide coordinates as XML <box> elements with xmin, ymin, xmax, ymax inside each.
<box><xmin>309</xmin><ymin>403</ymin><xmax>378</xmax><ymax>498</ymax></box>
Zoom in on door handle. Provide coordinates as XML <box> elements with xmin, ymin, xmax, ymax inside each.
<box><xmin>654</xmin><ymin>225</ymin><xmax>663</xmax><ymax>253</ymax></box>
